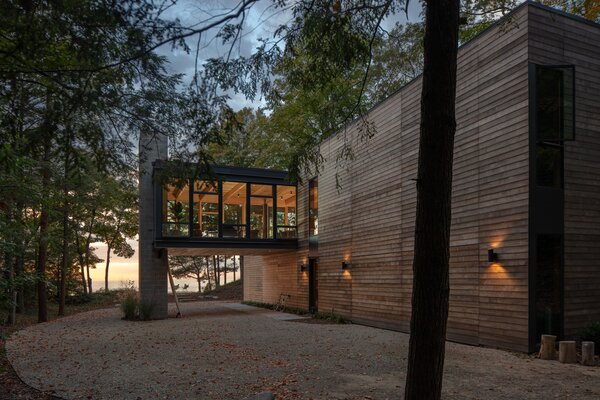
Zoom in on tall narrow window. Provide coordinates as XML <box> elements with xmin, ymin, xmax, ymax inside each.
<box><xmin>222</xmin><ymin>181</ymin><xmax>247</xmax><ymax>238</ymax></box>
<box><xmin>250</xmin><ymin>184</ymin><xmax>273</xmax><ymax>239</ymax></box>
<box><xmin>276</xmin><ymin>185</ymin><xmax>297</xmax><ymax>238</ymax></box>
<box><xmin>534</xmin><ymin>65</ymin><xmax>574</xmax><ymax>188</ymax></box>
<box><xmin>162</xmin><ymin>183</ymin><xmax>190</xmax><ymax>237</ymax></box>
<box><xmin>309</xmin><ymin>178</ymin><xmax>318</xmax><ymax>238</ymax></box>
<box><xmin>534</xmin><ymin>234</ymin><xmax>563</xmax><ymax>341</ymax></box>
<box><xmin>536</xmin><ymin>66</ymin><xmax>574</xmax><ymax>141</ymax></box>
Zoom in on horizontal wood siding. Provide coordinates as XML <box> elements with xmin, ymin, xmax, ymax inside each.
<box><xmin>528</xmin><ymin>6</ymin><xmax>600</xmax><ymax>338</ymax></box>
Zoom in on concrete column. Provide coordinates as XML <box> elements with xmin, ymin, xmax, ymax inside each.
<box><xmin>138</xmin><ymin>130</ymin><xmax>168</xmax><ymax>319</ymax></box>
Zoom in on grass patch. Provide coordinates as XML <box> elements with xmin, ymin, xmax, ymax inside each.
<box><xmin>241</xmin><ymin>300</ymin><xmax>347</xmax><ymax>324</ymax></box>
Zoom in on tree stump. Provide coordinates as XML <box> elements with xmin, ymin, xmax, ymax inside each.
<box><xmin>539</xmin><ymin>335</ymin><xmax>557</xmax><ymax>360</ymax></box>
<box><xmin>559</xmin><ymin>341</ymin><xmax>577</xmax><ymax>363</ymax></box>
<box><xmin>581</xmin><ymin>341</ymin><xmax>596</xmax><ymax>366</ymax></box>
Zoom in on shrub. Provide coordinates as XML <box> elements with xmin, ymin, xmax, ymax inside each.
<box><xmin>119</xmin><ymin>291</ymin><xmax>138</xmax><ymax>320</ymax></box>
<box><xmin>578</xmin><ymin>321</ymin><xmax>600</xmax><ymax>355</ymax></box>
<box><xmin>138</xmin><ymin>300</ymin><xmax>155</xmax><ymax>321</ymax></box>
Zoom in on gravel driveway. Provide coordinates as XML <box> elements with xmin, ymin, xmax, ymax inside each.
<box><xmin>6</xmin><ymin>301</ymin><xmax>600</xmax><ymax>399</ymax></box>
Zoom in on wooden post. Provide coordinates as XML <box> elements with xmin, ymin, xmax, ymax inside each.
<box><xmin>559</xmin><ymin>341</ymin><xmax>577</xmax><ymax>363</ymax></box>
<box><xmin>581</xmin><ymin>341</ymin><xmax>596</xmax><ymax>366</ymax></box>
<box><xmin>539</xmin><ymin>335</ymin><xmax>557</xmax><ymax>360</ymax></box>
<box><xmin>168</xmin><ymin>268</ymin><xmax>181</xmax><ymax>318</ymax></box>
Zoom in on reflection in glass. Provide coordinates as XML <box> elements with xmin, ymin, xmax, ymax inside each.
<box><xmin>309</xmin><ymin>179</ymin><xmax>318</xmax><ymax>237</ymax></box>
<box><xmin>194</xmin><ymin>180</ymin><xmax>218</xmax><ymax>193</ymax></box>
<box><xmin>276</xmin><ymin>185</ymin><xmax>297</xmax><ymax>238</ymax></box>
<box><xmin>250</xmin><ymin>197</ymin><xmax>273</xmax><ymax>239</ymax></box>
<box><xmin>193</xmin><ymin>193</ymin><xmax>218</xmax><ymax>237</ymax></box>
<box><xmin>162</xmin><ymin>183</ymin><xmax>190</xmax><ymax>237</ymax></box>
<box><xmin>222</xmin><ymin>182</ymin><xmax>247</xmax><ymax>238</ymax></box>
<box><xmin>536</xmin><ymin>66</ymin><xmax>574</xmax><ymax>141</ymax></box>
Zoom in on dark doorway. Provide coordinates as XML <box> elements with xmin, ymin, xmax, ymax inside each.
<box><xmin>308</xmin><ymin>258</ymin><xmax>318</xmax><ymax>313</ymax></box>
<box><xmin>534</xmin><ymin>234</ymin><xmax>563</xmax><ymax>345</ymax></box>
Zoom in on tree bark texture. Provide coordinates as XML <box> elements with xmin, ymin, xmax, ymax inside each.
<box><xmin>404</xmin><ymin>1</ymin><xmax>460</xmax><ymax>399</ymax></box>
<box><xmin>105</xmin><ymin>245</ymin><xmax>112</xmax><ymax>292</ymax></box>
<box><xmin>36</xmin><ymin>139</ymin><xmax>50</xmax><ymax>323</ymax></box>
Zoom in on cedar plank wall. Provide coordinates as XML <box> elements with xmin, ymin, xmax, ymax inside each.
<box><xmin>528</xmin><ymin>6</ymin><xmax>600</xmax><ymax>338</ymax></box>
<box><xmin>244</xmin><ymin>4</ymin><xmax>531</xmax><ymax>351</ymax></box>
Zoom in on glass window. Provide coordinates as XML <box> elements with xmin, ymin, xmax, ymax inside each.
<box><xmin>251</xmin><ymin>184</ymin><xmax>272</xmax><ymax>197</ymax></box>
<box><xmin>194</xmin><ymin>180</ymin><xmax>218</xmax><ymax>193</ymax></box>
<box><xmin>535</xmin><ymin>234</ymin><xmax>562</xmax><ymax>342</ymax></box>
<box><xmin>192</xmin><ymin>193</ymin><xmax>218</xmax><ymax>237</ymax></box>
<box><xmin>222</xmin><ymin>182</ymin><xmax>247</xmax><ymax>238</ymax></box>
<box><xmin>162</xmin><ymin>183</ymin><xmax>190</xmax><ymax>237</ymax></box>
<box><xmin>250</xmin><ymin>197</ymin><xmax>273</xmax><ymax>239</ymax></box>
<box><xmin>276</xmin><ymin>185</ymin><xmax>296</xmax><ymax>239</ymax></box>
<box><xmin>536</xmin><ymin>144</ymin><xmax>562</xmax><ymax>188</ymax></box>
<box><xmin>536</xmin><ymin>66</ymin><xmax>574</xmax><ymax>141</ymax></box>
<box><xmin>309</xmin><ymin>178</ymin><xmax>318</xmax><ymax>237</ymax></box>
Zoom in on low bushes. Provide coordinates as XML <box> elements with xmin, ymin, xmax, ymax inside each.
<box><xmin>578</xmin><ymin>321</ymin><xmax>600</xmax><ymax>355</ymax></box>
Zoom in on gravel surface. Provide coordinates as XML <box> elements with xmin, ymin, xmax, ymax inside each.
<box><xmin>6</xmin><ymin>301</ymin><xmax>600</xmax><ymax>400</ymax></box>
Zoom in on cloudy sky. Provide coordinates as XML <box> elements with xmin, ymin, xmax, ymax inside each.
<box><xmin>91</xmin><ymin>0</ymin><xmax>424</xmax><ymax>291</ymax></box>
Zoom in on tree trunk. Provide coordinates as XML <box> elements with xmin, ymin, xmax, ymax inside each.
<box><xmin>105</xmin><ymin>245</ymin><xmax>112</xmax><ymax>292</ymax></box>
<box><xmin>224</xmin><ymin>256</ymin><xmax>227</xmax><ymax>285</ymax></box>
<box><xmin>15</xmin><ymin>248</ymin><xmax>25</xmax><ymax>313</ymax></box>
<box><xmin>59</xmin><ymin>206</ymin><xmax>68</xmax><ymax>316</ymax></box>
<box><xmin>36</xmin><ymin>138</ymin><xmax>50</xmax><ymax>323</ymax></box>
<box><xmin>404</xmin><ymin>1</ymin><xmax>460</xmax><ymax>399</ymax></box>
<box><xmin>213</xmin><ymin>255</ymin><xmax>219</xmax><ymax>287</ymax></box>
<box><xmin>5</xmin><ymin>251</ymin><xmax>16</xmax><ymax>325</ymax></box>
<box><xmin>76</xmin><ymin>235</ymin><xmax>88</xmax><ymax>295</ymax></box>
<box><xmin>233</xmin><ymin>256</ymin><xmax>236</xmax><ymax>281</ymax></box>
<box><xmin>197</xmin><ymin>276</ymin><xmax>202</xmax><ymax>293</ymax></box>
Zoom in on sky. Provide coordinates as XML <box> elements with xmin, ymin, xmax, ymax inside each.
<box><xmin>91</xmin><ymin>0</ymin><xmax>423</xmax><ymax>291</ymax></box>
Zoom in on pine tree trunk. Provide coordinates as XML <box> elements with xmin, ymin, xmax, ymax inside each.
<box><xmin>233</xmin><ymin>256</ymin><xmax>236</xmax><ymax>281</ymax></box>
<box><xmin>105</xmin><ymin>245</ymin><xmax>112</xmax><ymax>292</ymax></box>
<box><xmin>59</xmin><ymin>154</ymin><xmax>70</xmax><ymax>316</ymax></box>
<box><xmin>404</xmin><ymin>1</ymin><xmax>460</xmax><ymax>399</ymax></box>
<box><xmin>36</xmin><ymin>137</ymin><xmax>50</xmax><ymax>323</ymax></box>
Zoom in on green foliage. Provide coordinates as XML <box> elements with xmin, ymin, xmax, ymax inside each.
<box><xmin>119</xmin><ymin>291</ymin><xmax>138</xmax><ymax>321</ymax></box>
<box><xmin>578</xmin><ymin>321</ymin><xmax>600</xmax><ymax>355</ymax></box>
<box><xmin>138</xmin><ymin>300</ymin><xmax>155</xmax><ymax>321</ymax></box>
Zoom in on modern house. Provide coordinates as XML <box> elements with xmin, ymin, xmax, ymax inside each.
<box><xmin>138</xmin><ymin>1</ymin><xmax>600</xmax><ymax>353</ymax></box>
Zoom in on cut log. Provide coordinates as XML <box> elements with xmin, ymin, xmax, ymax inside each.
<box><xmin>539</xmin><ymin>335</ymin><xmax>557</xmax><ymax>360</ymax></box>
<box><xmin>581</xmin><ymin>341</ymin><xmax>596</xmax><ymax>366</ymax></box>
<box><xmin>559</xmin><ymin>341</ymin><xmax>577</xmax><ymax>364</ymax></box>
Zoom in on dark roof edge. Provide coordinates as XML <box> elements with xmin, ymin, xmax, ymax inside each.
<box><xmin>321</xmin><ymin>1</ymin><xmax>598</xmax><ymax>147</ymax></box>
<box><xmin>154</xmin><ymin>159</ymin><xmax>290</xmax><ymax>181</ymax></box>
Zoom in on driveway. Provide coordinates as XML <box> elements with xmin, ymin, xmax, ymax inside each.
<box><xmin>6</xmin><ymin>301</ymin><xmax>600</xmax><ymax>399</ymax></box>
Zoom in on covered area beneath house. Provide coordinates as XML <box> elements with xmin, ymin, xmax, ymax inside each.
<box><xmin>155</xmin><ymin>163</ymin><xmax>298</xmax><ymax>252</ymax></box>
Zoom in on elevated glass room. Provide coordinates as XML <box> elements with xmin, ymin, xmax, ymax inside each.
<box><xmin>153</xmin><ymin>162</ymin><xmax>297</xmax><ymax>250</ymax></box>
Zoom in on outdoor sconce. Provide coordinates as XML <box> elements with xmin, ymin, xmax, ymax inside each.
<box><xmin>487</xmin><ymin>248</ymin><xmax>498</xmax><ymax>263</ymax></box>
<box><xmin>299</xmin><ymin>263</ymin><xmax>307</xmax><ymax>272</ymax></box>
<box><xmin>341</xmin><ymin>261</ymin><xmax>352</xmax><ymax>271</ymax></box>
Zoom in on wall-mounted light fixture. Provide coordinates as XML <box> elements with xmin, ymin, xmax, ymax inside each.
<box><xmin>341</xmin><ymin>261</ymin><xmax>352</xmax><ymax>271</ymax></box>
<box><xmin>299</xmin><ymin>263</ymin><xmax>307</xmax><ymax>272</ymax></box>
<box><xmin>487</xmin><ymin>248</ymin><xmax>498</xmax><ymax>263</ymax></box>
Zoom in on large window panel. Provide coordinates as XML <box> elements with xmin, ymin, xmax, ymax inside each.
<box><xmin>162</xmin><ymin>183</ymin><xmax>190</xmax><ymax>237</ymax></box>
<box><xmin>277</xmin><ymin>185</ymin><xmax>296</xmax><ymax>238</ymax></box>
<box><xmin>536</xmin><ymin>66</ymin><xmax>574</xmax><ymax>141</ymax></box>
<box><xmin>222</xmin><ymin>182</ymin><xmax>247</xmax><ymax>238</ymax></box>
<box><xmin>250</xmin><ymin>196</ymin><xmax>273</xmax><ymax>239</ymax></box>
<box><xmin>193</xmin><ymin>193</ymin><xmax>218</xmax><ymax>237</ymax></box>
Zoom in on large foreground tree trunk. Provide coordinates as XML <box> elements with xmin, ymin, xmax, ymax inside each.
<box><xmin>404</xmin><ymin>1</ymin><xmax>460</xmax><ymax>399</ymax></box>
<box><xmin>37</xmin><ymin>143</ymin><xmax>50</xmax><ymax>323</ymax></box>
